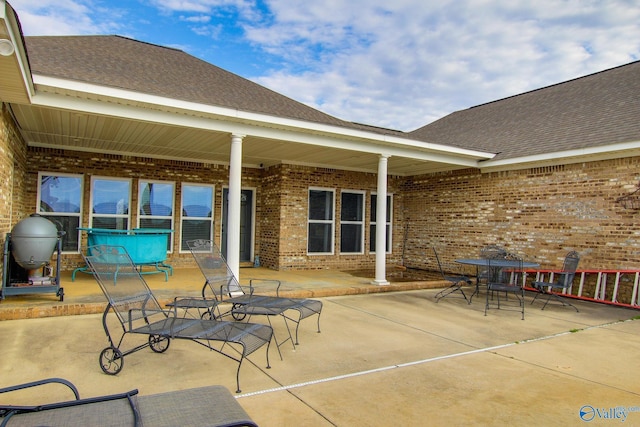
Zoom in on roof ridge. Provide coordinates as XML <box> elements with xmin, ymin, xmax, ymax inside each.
<box><xmin>25</xmin><ymin>34</ymin><xmax>183</xmax><ymax>52</ymax></box>
<box><xmin>468</xmin><ymin>59</ymin><xmax>640</xmax><ymax>110</ymax></box>
<box><xmin>350</xmin><ymin>122</ymin><xmax>405</xmax><ymax>134</ymax></box>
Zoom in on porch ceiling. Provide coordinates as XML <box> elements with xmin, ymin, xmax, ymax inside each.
<box><xmin>10</xmin><ymin>101</ymin><xmax>486</xmax><ymax>176</ymax></box>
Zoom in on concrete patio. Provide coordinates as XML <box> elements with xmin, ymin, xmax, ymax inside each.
<box><xmin>1</xmin><ymin>268</ymin><xmax>639</xmax><ymax>425</ymax></box>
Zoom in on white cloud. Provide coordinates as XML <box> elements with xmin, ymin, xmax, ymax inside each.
<box><xmin>180</xmin><ymin>15</ymin><xmax>212</xmax><ymax>23</ymax></box>
<box><xmin>9</xmin><ymin>0</ymin><xmax>124</xmax><ymax>35</ymax></box>
<box><xmin>246</xmin><ymin>0</ymin><xmax>640</xmax><ymax>130</ymax></box>
<box><xmin>147</xmin><ymin>0</ymin><xmax>260</xmax><ymax>19</ymax></box>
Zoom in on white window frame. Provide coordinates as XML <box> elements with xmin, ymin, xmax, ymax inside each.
<box><xmin>307</xmin><ymin>187</ymin><xmax>335</xmax><ymax>255</ymax></box>
<box><xmin>370</xmin><ymin>192</ymin><xmax>393</xmax><ymax>254</ymax></box>
<box><xmin>340</xmin><ymin>189</ymin><xmax>365</xmax><ymax>254</ymax></box>
<box><xmin>138</xmin><ymin>179</ymin><xmax>175</xmax><ymax>253</ymax></box>
<box><xmin>89</xmin><ymin>176</ymin><xmax>132</xmax><ymax>230</ymax></box>
<box><xmin>36</xmin><ymin>172</ymin><xmax>83</xmax><ymax>253</ymax></box>
<box><xmin>180</xmin><ymin>183</ymin><xmax>215</xmax><ymax>253</ymax></box>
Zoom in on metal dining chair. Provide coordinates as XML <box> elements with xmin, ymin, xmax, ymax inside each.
<box><xmin>433</xmin><ymin>247</ymin><xmax>472</xmax><ymax>303</ymax></box>
<box><xmin>484</xmin><ymin>252</ymin><xmax>525</xmax><ymax>319</ymax></box>
<box><xmin>469</xmin><ymin>245</ymin><xmax>508</xmax><ymax>303</ymax></box>
<box><xmin>531</xmin><ymin>251</ymin><xmax>580</xmax><ymax>312</ymax></box>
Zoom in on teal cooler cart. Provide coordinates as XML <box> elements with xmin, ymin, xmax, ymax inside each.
<box><xmin>73</xmin><ymin>228</ymin><xmax>173</xmax><ymax>281</ymax></box>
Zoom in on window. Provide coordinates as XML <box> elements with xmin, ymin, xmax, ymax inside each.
<box><xmin>90</xmin><ymin>177</ymin><xmax>131</xmax><ymax>230</ymax></box>
<box><xmin>138</xmin><ymin>180</ymin><xmax>174</xmax><ymax>251</ymax></box>
<box><xmin>308</xmin><ymin>188</ymin><xmax>334</xmax><ymax>254</ymax></box>
<box><xmin>370</xmin><ymin>194</ymin><xmax>393</xmax><ymax>253</ymax></box>
<box><xmin>180</xmin><ymin>183</ymin><xmax>214</xmax><ymax>251</ymax></box>
<box><xmin>340</xmin><ymin>190</ymin><xmax>365</xmax><ymax>254</ymax></box>
<box><xmin>37</xmin><ymin>173</ymin><xmax>83</xmax><ymax>252</ymax></box>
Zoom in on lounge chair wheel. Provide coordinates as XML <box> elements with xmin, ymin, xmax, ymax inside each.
<box><xmin>99</xmin><ymin>346</ymin><xmax>123</xmax><ymax>375</ymax></box>
<box><xmin>231</xmin><ymin>304</ymin><xmax>246</xmax><ymax>321</ymax></box>
<box><xmin>201</xmin><ymin>310</ymin><xmax>216</xmax><ymax>320</ymax></box>
<box><xmin>148</xmin><ymin>334</ymin><xmax>170</xmax><ymax>353</ymax></box>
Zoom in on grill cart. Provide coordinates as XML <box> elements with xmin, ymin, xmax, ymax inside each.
<box><xmin>1</xmin><ymin>214</ymin><xmax>64</xmax><ymax>301</ymax></box>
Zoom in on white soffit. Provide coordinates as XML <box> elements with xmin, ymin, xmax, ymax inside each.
<box><xmin>32</xmin><ymin>74</ymin><xmax>494</xmax><ymax>165</ymax></box>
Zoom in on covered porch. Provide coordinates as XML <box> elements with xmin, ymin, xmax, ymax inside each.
<box><xmin>0</xmin><ymin>2</ymin><xmax>492</xmax><ymax>286</ymax></box>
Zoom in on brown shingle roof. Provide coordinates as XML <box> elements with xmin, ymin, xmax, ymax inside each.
<box><xmin>23</xmin><ymin>35</ymin><xmax>640</xmax><ymax>162</ymax></box>
<box><xmin>409</xmin><ymin>60</ymin><xmax>640</xmax><ymax>160</ymax></box>
<box><xmin>24</xmin><ymin>35</ymin><xmax>355</xmax><ymax>128</ymax></box>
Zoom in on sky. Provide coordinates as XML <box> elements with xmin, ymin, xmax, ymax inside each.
<box><xmin>9</xmin><ymin>0</ymin><xmax>640</xmax><ymax>131</ymax></box>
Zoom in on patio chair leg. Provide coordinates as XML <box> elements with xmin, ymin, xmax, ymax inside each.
<box><xmin>530</xmin><ymin>284</ymin><xmax>546</xmax><ymax>305</ymax></box>
<box><xmin>541</xmin><ymin>294</ymin><xmax>579</xmax><ymax>312</ymax></box>
<box><xmin>435</xmin><ymin>281</ymin><xmax>469</xmax><ymax>303</ymax></box>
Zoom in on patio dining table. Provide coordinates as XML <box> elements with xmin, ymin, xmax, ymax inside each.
<box><xmin>456</xmin><ymin>258</ymin><xmax>540</xmax><ymax>303</ymax></box>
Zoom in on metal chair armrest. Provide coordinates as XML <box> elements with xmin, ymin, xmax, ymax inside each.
<box><xmin>248</xmin><ymin>279</ymin><xmax>282</xmax><ymax>296</ymax></box>
<box><xmin>0</xmin><ymin>378</ymin><xmax>80</xmax><ymax>401</ymax></box>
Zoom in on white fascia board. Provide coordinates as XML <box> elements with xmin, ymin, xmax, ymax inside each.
<box><xmin>2</xmin><ymin>1</ymin><xmax>35</xmax><ymax>100</ymax></box>
<box><xmin>32</xmin><ymin>75</ymin><xmax>494</xmax><ymax>163</ymax></box>
<box><xmin>479</xmin><ymin>140</ymin><xmax>640</xmax><ymax>172</ymax></box>
<box><xmin>33</xmin><ymin>89</ymin><xmax>484</xmax><ymax>168</ymax></box>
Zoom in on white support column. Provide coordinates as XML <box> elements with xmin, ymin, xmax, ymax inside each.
<box><xmin>373</xmin><ymin>154</ymin><xmax>390</xmax><ymax>285</ymax></box>
<box><xmin>227</xmin><ymin>133</ymin><xmax>244</xmax><ymax>278</ymax></box>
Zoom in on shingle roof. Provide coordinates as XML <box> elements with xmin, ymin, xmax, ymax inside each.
<box><xmin>409</xmin><ymin>60</ymin><xmax>640</xmax><ymax>160</ymax></box>
<box><xmin>23</xmin><ymin>35</ymin><xmax>640</xmax><ymax>162</ymax></box>
<box><xmin>24</xmin><ymin>35</ymin><xmax>356</xmax><ymax>128</ymax></box>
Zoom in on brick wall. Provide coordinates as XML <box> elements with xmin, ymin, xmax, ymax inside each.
<box><xmin>402</xmin><ymin>159</ymin><xmax>640</xmax><ymax>272</ymax></box>
<box><xmin>258</xmin><ymin>164</ymin><xmax>283</xmax><ymax>269</ymax></box>
<box><xmin>0</xmin><ymin>105</ymin><xmax>29</xmax><ymax>285</ymax></box>
<box><xmin>5</xmin><ymin>107</ymin><xmax>640</xmax><ymax>275</ymax></box>
<box><xmin>273</xmin><ymin>164</ymin><xmax>404</xmax><ymax>270</ymax></box>
<box><xmin>0</xmin><ymin>104</ymin><xmax>28</xmax><ymax>243</ymax></box>
<box><xmin>23</xmin><ymin>146</ymin><xmax>264</xmax><ymax>271</ymax></box>
<box><xmin>0</xmin><ymin>105</ymin><xmax>13</xmax><ymax>237</ymax></box>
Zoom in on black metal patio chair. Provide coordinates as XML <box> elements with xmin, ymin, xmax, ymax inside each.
<box><xmin>484</xmin><ymin>252</ymin><xmax>525</xmax><ymax>320</ymax></box>
<box><xmin>531</xmin><ymin>251</ymin><xmax>580</xmax><ymax>312</ymax></box>
<box><xmin>0</xmin><ymin>378</ymin><xmax>258</xmax><ymax>426</ymax></box>
<box><xmin>469</xmin><ymin>244</ymin><xmax>508</xmax><ymax>303</ymax></box>
<box><xmin>83</xmin><ymin>245</ymin><xmax>273</xmax><ymax>393</ymax></box>
<box><xmin>433</xmin><ymin>247</ymin><xmax>472</xmax><ymax>303</ymax></box>
<box><xmin>478</xmin><ymin>244</ymin><xmax>508</xmax><ymax>282</ymax></box>
<box><xmin>170</xmin><ymin>240</ymin><xmax>322</xmax><ymax>359</ymax></box>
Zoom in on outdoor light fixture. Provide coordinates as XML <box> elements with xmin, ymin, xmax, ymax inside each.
<box><xmin>0</xmin><ymin>38</ymin><xmax>15</xmax><ymax>56</ymax></box>
<box><xmin>616</xmin><ymin>183</ymin><xmax>640</xmax><ymax>210</ymax></box>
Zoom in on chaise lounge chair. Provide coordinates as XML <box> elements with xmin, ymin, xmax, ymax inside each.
<box><xmin>83</xmin><ymin>245</ymin><xmax>273</xmax><ymax>393</ymax></box>
<box><xmin>0</xmin><ymin>377</ymin><xmax>258</xmax><ymax>426</ymax></box>
<box><xmin>171</xmin><ymin>240</ymin><xmax>322</xmax><ymax>357</ymax></box>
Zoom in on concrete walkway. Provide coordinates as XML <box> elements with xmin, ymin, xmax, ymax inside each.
<box><xmin>1</xmin><ymin>268</ymin><xmax>639</xmax><ymax>425</ymax></box>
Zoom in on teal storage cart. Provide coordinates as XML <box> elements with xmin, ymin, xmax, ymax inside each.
<box><xmin>73</xmin><ymin>228</ymin><xmax>173</xmax><ymax>281</ymax></box>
